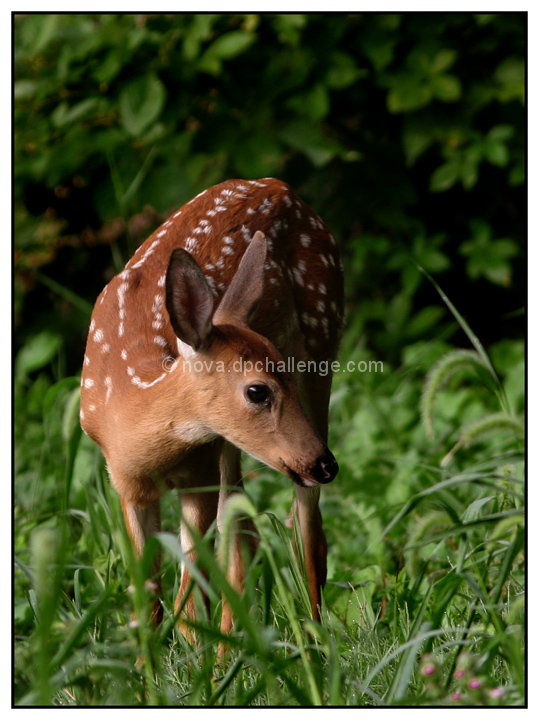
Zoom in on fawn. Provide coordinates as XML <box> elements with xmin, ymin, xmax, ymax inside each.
<box><xmin>80</xmin><ymin>177</ymin><xmax>343</xmax><ymax>637</ymax></box>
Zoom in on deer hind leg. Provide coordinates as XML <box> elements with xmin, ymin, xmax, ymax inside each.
<box><xmin>290</xmin><ymin>371</ymin><xmax>332</xmax><ymax>622</ymax></box>
<box><xmin>120</xmin><ymin>496</ymin><xmax>163</xmax><ymax>624</ymax></box>
<box><xmin>217</xmin><ymin>441</ymin><xmax>258</xmax><ymax>637</ymax></box>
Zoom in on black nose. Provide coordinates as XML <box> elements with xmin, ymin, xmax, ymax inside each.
<box><xmin>312</xmin><ymin>449</ymin><xmax>339</xmax><ymax>484</ymax></box>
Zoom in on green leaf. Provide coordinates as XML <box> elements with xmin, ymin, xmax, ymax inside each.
<box><xmin>182</xmin><ymin>14</ymin><xmax>220</xmax><ymax>61</ymax></box>
<box><xmin>286</xmin><ymin>84</ymin><xmax>330</xmax><ymax>121</ymax></box>
<box><xmin>361</xmin><ymin>35</ymin><xmax>396</xmax><ymax>71</ymax></box>
<box><xmin>119</xmin><ymin>73</ymin><xmax>166</xmax><ymax>137</ymax></box>
<box><xmin>51</xmin><ymin>98</ymin><xmax>102</xmax><ymax>128</ymax></box>
<box><xmin>271</xmin><ymin>14</ymin><xmax>306</xmax><ymax>46</ymax></box>
<box><xmin>488</xmin><ymin>124</ymin><xmax>515</xmax><ymax>142</ymax></box>
<box><xmin>279</xmin><ymin>120</ymin><xmax>342</xmax><ymax>167</ymax></box>
<box><xmin>484</xmin><ymin>140</ymin><xmax>509</xmax><ymax>167</ymax></box>
<box><xmin>402</xmin><ymin>126</ymin><xmax>433</xmax><ymax>165</ymax></box>
<box><xmin>16</xmin><ymin>331</ymin><xmax>62</xmax><ymax>378</ymax></box>
<box><xmin>198</xmin><ymin>30</ymin><xmax>255</xmax><ymax>75</ymax></box>
<box><xmin>461</xmin><ymin>153</ymin><xmax>479</xmax><ymax>189</ymax></box>
<box><xmin>14</xmin><ymin>80</ymin><xmax>37</xmax><ymax>100</ymax></box>
<box><xmin>235</xmin><ymin>135</ymin><xmax>283</xmax><ymax>178</ymax></box>
<box><xmin>387</xmin><ymin>80</ymin><xmax>431</xmax><ymax>113</ymax></box>
<box><xmin>430</xmin><ymin>161</ymin><xmax>460</xmax><ymax>192</ymax></box>
<box><xmin>419</xmin><ymin>247</ymin><xmax>451</xmax><ymax>273</ymax></box>
<box><xmin>430</xmin><ymin>48</ymin><xmax>457</xmax><ymax>74</ymax></box>
<box><xmin>494</xmin><ymin>57</ymin><xmax>525</xmax><ymax>103</ymax></box>
<box><xmin>405</xmin><ymin>306</ymin><xmax>445</xmax><ymax>338</ymax></box>
<box><xmin>431</xmin><ymin>74</ymin><xmax>461</xmax><ymax>102</ymax></box>
<box><xmin>484</xmin><ymin>259</ymin><xmax>513</xmax><ymax>286</ymax></box>
<box><xmin>325</xmin><ymin>52</ymin><xmax>362</xmax><ymax>89</ymax></box>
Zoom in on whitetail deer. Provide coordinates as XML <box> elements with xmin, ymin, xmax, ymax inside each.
<box><xmin>80</xmin><ymin>177</ymin><xmax>344</xmax><ymax>638</ymax></box>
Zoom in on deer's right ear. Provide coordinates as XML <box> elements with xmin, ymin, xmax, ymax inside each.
<box><xmin>165</xmin><ymin>249</ymin><xmax>214</xmax><ymax>352</ymax></box>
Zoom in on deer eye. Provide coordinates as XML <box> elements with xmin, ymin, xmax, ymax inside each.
<box><xmin>245</xmin><ymin>384</ymin><xmax>271</xmax><ymax>406</ymax></box>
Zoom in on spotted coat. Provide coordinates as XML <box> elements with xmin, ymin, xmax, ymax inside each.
<box><xmin>80</xmin><ymin>178</ymin><xmax>344</xmax><ymax>431</ymax></box>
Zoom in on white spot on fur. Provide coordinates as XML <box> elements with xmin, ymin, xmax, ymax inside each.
<box><xmin>131</xmin><ymin>239</ymin><xmax>160</xmax><ymax>269</ymax></box>
<box><xmin>105</xmin><ymin>376</ymin><xmax>112</xmax><ymax>404</ymax></box>
<box><xmin>258</xmin><ymin>198</ymin><xmax>273</xmax><ymax>214</ymax></box>
<box><xmin>292</xmin><ymin>268</ymin><xmax>304</xmax><ymax>287</ymax></box>
<box><xmin>185</xmin><ymin>237</ymin><xmax>197</xmax><ymax>252</ymax></box>
<box><xmin>177</xmin><ymin>338</ymin><xmax>196</xmax><ymax>359</ymax></box>
<box><xmin>84</xmin><ymin>378</ymin><xmax>94</xmax><ymax>388</ymax></box>
<box><xmin>132</xmin><ymin>373</ymin><xmax>168</xmax><ymax>389</ymax></box>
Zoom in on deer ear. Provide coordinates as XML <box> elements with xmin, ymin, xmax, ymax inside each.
<box><xmin>213</xmin><ymin>230</ymin><xmax>267</xmax><ymax>327</ymax></box>
<box><xmin>165</xmin><ymin>248</ymin><xmax>214</xmax><ymax>351</ymax></box>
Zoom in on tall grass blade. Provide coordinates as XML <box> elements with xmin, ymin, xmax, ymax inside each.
<box><xmin>417</xmin><ymin>265</ymin><xmax>510</xmax><ymax>413</ymax></box>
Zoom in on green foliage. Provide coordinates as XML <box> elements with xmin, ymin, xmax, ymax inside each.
<box><xmin>14</xmin><ymin>12</ymin><xmax>524</xmax><ymax>365</ymax></box>
<box><xmin>13</xmin><ymin>300</ymin><xmax>524</xmax><ymax>705</ymax></box>
<box><xmin>14</xmin><ymin>12</ymin><xmax>525</xmax><ymax>708</ymax></box>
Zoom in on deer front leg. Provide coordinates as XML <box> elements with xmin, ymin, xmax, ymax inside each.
<box><xmin>217</xmin><ymin>443</ymin><xmax>258</xmax><ymax>637</ymax></box>
<box><xmin>175</xmin><ymin>489</ymin><xmax>219</xmax><ymax>640</ymax></box>
<box><xmin>291</xmin><ymin>485</ymin><xmax>327</xmax><ymax>622</ymax></box>
<box><xmin>120</xmin><ymin>497</ymin><xmax>163</xmax><ymax>624</ymax></box>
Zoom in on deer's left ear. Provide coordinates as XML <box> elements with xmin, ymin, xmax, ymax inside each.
<box><xmin>165</xmin><ymin>248</ymin><xmax>215</xmax><ymax>352</ymax></box>
<box><xmin>213</xmin><ymin>230</ymin><xmax>267</xmax><ymax>327</ymax></box>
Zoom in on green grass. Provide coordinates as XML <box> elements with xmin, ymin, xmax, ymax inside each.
<box><xmin>14</xmin><ymin>306</ymin><xmax>525</xmax><ymax>706</ymax></box>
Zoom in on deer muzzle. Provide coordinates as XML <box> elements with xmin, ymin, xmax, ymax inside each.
<box><xmin>282</xmin><ymin>446</ymin><xmax>339</xmax><ymax>488</ymax></box>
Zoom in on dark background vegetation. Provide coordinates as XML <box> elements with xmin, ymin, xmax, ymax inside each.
<box><xmin>14</xmin><ymin>12</ymin><xmax>525</xmax><ymax>707</ymax></box>
<box><xmin>14</xmin><ymin>12</ymin><xmax>525</xmax><ymax>369</ymax></box>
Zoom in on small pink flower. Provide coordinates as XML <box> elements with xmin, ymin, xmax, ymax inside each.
<box><xmin>469</xmin><ymin>678</ymin><xmax>481</xmax><ymax>690</ymax></box>
<box><xmin>454</xmin><ymin>669</ymin><xmax>465</xmax><ymax>679</ymax></box>
<box><xmin>451</xmin><ymin>692</ymin><xmax>461</xmax><ymax>701</ymax></box>
<box><xmin>489</xmin><ymin>687</ymin><xmax>504</xmax><ymax>699</ymax></box>
<box><xmin>423</xmin><ymin>664</ymin><xmax>436</xmax><ymax>676</ymax></box>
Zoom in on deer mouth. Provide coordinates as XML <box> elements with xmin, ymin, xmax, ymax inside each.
<box><xmin>281</xmin><ymin>452</ymin><xmax>338</xmax><ymax>487</ymax></box>
<box><xmin>283</xmin><ymin>465</ymin><xmax>319</xmax><ymax>488</ymax></box>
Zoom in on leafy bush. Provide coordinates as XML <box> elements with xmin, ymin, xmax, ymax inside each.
<box><xmin>14</xmin><ymin>13</ymin><xmax>524</xmax><ymax>364</ymax></box>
